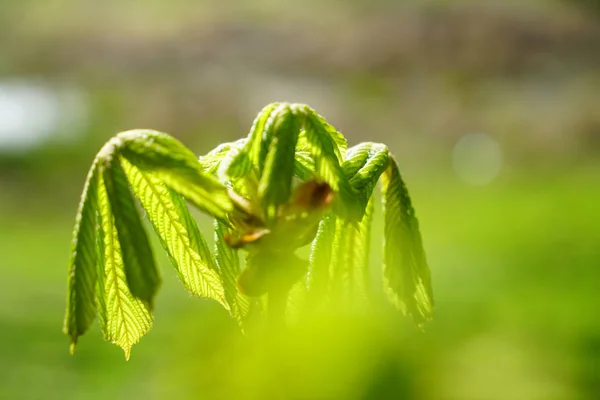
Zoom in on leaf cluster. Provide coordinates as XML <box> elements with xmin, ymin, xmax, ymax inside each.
<box><xmin>64</xmin><ymin>103</ymin><xmax>433</xmax><ymax>358</ymax></box>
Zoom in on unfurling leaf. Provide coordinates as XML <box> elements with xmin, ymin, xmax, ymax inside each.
<box><xmin>118</xmin><ymin>130</ymin><xmax>233</xmax><ymax>221</ymax></box>
<box><xmin>298</xmin><ymin>106</ymin><xmax>358</xmax><ymax>220</ymax></box>
<box><xmin>330</xmin><ymin>196</ymin><xmax>374</xmax><ymax>303</ymax></box>
<box><xmin>214</xmin><ymin>221</ymin><xmax>250</xmax><ymax>327</ymax></box>
<box><xmin>227</xmin><ymin>102</ymin><xmax>282</xmax><ymax>178</ymax></box>
<box><xmin>64</xmin><ymin>161</ymin><xmax>101</xmax><ymax>351</ymax></box>
<box><xmin>306</xmin><ymin>212</ymin><xmax>337</xmax><ymax>307</ymax></box>
<box><xmin>381</xmin><ymin>155</ymin><xmax>434</xmax><ymax>324</ymax></box>
<box><xmin>103</xmin><ymin>156</ymin><xmax>160</xmax><ymax>306</ymax></box>
<box><xmin>122</xmin><ymin>160</ymin><xmax>228</xmax><ymax>309</ymax></box>
<box><xmin>96</xmin><ymin>172</ymin><xmax>153</xmax><ymax>359</ymax></box>
<box><xmin>258</xmin><ymin>105</ymin><xmax>301</xmax><ymax>220</ymax></box>
<box><xmin>344</xmin><ymin>143</ymin><xmax>389</xmax><ymax>200</ymax></box>
<box><xmin>198</xmin><ymin>139</ymin><xmax>246</xmax><ymax>175</ymax></box>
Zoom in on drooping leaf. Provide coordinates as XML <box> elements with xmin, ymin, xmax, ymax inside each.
<box><xmin>214</xmin><ymin>139</ymin><xmax>249</xmax><ymax>181</ymax></box>
<box><xmin>214</xmin><ymin>221</ymin><xmax>250</xmax><ymax>327</ymax></box>
<box><xmin>296</xmin><ymin>105</ymin><xmax>359</xmax><ymax>220</ymax></box>
<box><xmin>328</xmin><ymin>218</ymin><xmax>351</xmax><ymax>298</ymax></box>
<box><xmin>342</xmin><ymin>142</ymin><xmax>390</xmax><ymax>215</ymax></box>
<box><xmin>198</xmin><ymin>138</ymin><xmax>246</xmax><ymax>175</ymax></box>
<box><xmin>294</xmin><ymin>150</ymin><xmax>315</xmax><ymax>181</ymax></box>
<box><xmin>227</xmin><ymin>102</ymin><xmax>283</xmax><ymax>178</ymax></box>
<box><xmin>117</xmin><ymin>130</ymin><xmax>233</xmax><ymax>221</ymax></box>
<box><xmin>102</xmin><ymin>156</ymin><xmax>160</xmax><ymax>306</ymax></box>
<box><xmin>64</xmin><ymin>161</ymin><xmax>101</xmax><ymax>352</ymax></box>
<box><xmin>122</xmin><ymin>159</ymin><xmax>228</xmax><ymax>309</ymax></box>
<box><xmin>344</xmin><ymin>143</ymin><xmax>389</xmax><ymax>192</ymax></box>
<box><xmin>381</xmin><ymin>155</ymin><xmax>433</xmax><ymax>324</ymax></box>
<box><xmin>258</xmin><ymin>105</ymin><xmax>301</xmax><ymax>220</ymax></box>
<box><xmin>346</xmin><ymin>196</ymin><xmax>374</xmax><ymax>303</ymax></box>
<box><xmin>306</xmin><ymin>112</ymin><xmax>347</xmax><ymax>162</ymax></box>
<box><xmin>96</xmin><ymin>172</ymin><xmax>153</xmax><ymax>359</ymax></box>
<box><xmin>305</xmin><ymin>212</ymin><xmax>337</xmax><ymax>307</ymax></box>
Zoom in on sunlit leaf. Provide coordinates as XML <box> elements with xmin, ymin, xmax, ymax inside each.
<box><xmin>346</xmin><ymin>196</ymin><xmax>374</xmax><ymax>303</ymax></box>
<box><xmin>103</xmin><ymin>156</ymin><xmax>160</xmax><ymax>306</ymax></box>
<box><xmin>294</xmin><ymin>150</ymin><xmax>315</xmax><ymax>180</ymax></box>
<box><xmin>381</xmin><ymin>155</ymin><xmax>434</xmax><ymax>324</ymax></box>
<box><xmin>198</xmin><ymin>138</ymin><xmax>246</xmax><ymax>175</ymax></box>
<box><xmin>96</xmin><ymin>173</ymin><xmax>153</xmax><ymax>359</ymax></box>
<box><xmin>226</xmin><ymin>102</ymin><xmax>282</xmax><ymax>178</ymax></box>
<box><xmin>342</xmin><ymin>142</ymin><xmax>390</xmax><ymax>215</ymax></box>
<box><xmin>307</xmin><ymin>112</ymin><xmax>347</xmax><ymax>162</ymax></box>
<box><xmin>122</xmin><ymin>160</ymin><xmax>228</xmax><ymax>309</ymax></box>
<box><xmin>258</xmin><ymin>105</ymin><xmax>301</xmax><ymax>220</ymax></box>
<box><xmin>297</xmin><ymin>106</ymin><xmax>359</xmax><ymax>220</ymax></box>
<box><xmin>306</xmin><ymin>212</ymin><xmax>337</xmax><ymax>307</ymax></box>
<box><xmin>63</xmin><ymin>161</ymin><xmax>100</xmax><ymax>352</ymax></box>
<box><xmin>214</xmin><ymin>221</ymin><xmax>250</xmax><ymax>327</ymax></box>
<box><xmin>118</xmin><ymin>130</ymin><xmax>233</xmax><ymax>221</ymax></box>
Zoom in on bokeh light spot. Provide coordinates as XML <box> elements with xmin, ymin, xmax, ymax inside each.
<box><xmin>452</xmin><ymin>133</ymin><xmax>503</xmax><ymax>186</ymax></box>
<box><xmin>0</xmin><ymin>79</ymin><xmax>87</xmax><ymax>153</ymax></box>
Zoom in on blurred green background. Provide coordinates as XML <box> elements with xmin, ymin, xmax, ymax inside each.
<box><xmin>1</xmin><ymin>0</ymin><xmax>599</xmax><ymax>399</ymax></box>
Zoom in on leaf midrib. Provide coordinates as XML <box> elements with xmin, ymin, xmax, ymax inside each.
<box><xmin>135</xmin><ymin>168</ymin><xmax>225</xmax><ymax>301</ymax></box>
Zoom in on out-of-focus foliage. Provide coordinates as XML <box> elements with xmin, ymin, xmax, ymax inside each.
<box><xmin>1</xmin><ymin>0</ymin><xmax>599</xmax><ymax>399</ymax></box>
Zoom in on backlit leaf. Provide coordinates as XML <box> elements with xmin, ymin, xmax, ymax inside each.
<box><xmin>258</xmin><ymin>105</ymin><xmax>301</xmax><ymax>220</ymax></box>
<box><xmin>198</xmin><ymin>139</ymin><xmax>246</xmax><ymax>175</ymax></box>
<box><xmin>117</xmin><ymin>130</ymin><xmax>233</xmax><ymax>221</ymax></box>
<box><xmin>381</xmin><ymin>155</ymin><xmax>434</xmax><ymax>324</ymax></box>
<box><xmin>297</xmin><ymin>105</ymin><xmax>359</xmax><ymax>220</ymax></box>
<box><xmin>306</xmin><ymin>212</ymin><xmax>337</xmax><ymax>307</ymax></box>
<box><xmin>96</xmin><ymin>173</ymin><xmax>153</xmax><ymax>359</ymax></box>
<box><xmin>63</xmin><ymin>161</ymin><xmax>101</xmax><ymax>352</ymax></box>
<box><xmin>214</xmin><ymin>221</ymin><xmax>250</xmax><ymax>327</ymax></box>
<box><xmin>228</xmin><ymin>102</ymin><xmax>283</xmax><ymax>178</ymax></box>
<box><xmin>342</xmin><ymin>142</ymin><xmax>390</xmax><ymax>215</ymax></box>
<box><xmin>122</xmin><ymin>160</ymin><xmax>228</xmax><ymax>309</ymax></box>
<box><xmin>103</xmin><ymin>156</ymin><xmax>160</xmax><ymax>306</ymax></box>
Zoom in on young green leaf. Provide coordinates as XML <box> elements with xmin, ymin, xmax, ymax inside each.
<box><xmin>346</xmin><ymin>196</ymin><xmax>374</xmax><ymax>303</ymax></box>
<box><xmin>258</xmin><ymin>105</ymin><xmax>301</xmax><ymax>220</ymax></box>
<box><xmin>293</xmin><ymin>150</ymin><xmax>315</xmax><ymax>181</ymax></box>
<box><xmin>102</xmin><ymin>156</ymin><xmax>160</xmax><ymax>306</ymax></box>
<box><xmin>342</xmin><ymin>142</ymin><xmax>390</xmax><ymax>215</ymax></box>
<box><xmin>122</xmin><ymin>160</ymin><xmax>229</xmax><ymax>309</ymax></box>
<box><xmin>296</xmin><ymin>105</ymin><xmax>359</xmax><ymax>220</ymax></box>
<box><xmin>306</xmin><ymin>112</ymin><xmax>347</xmax><ymax>162</ymax></box>
<box><xmin>328</xmin><ymin>218</ymin><xmax>351</xmax><ymax>297</ymax></box>
<box><xmin>198</xmin><ymin>139</ymin><xmax>245</xmax><ymax>175</ymax></box>
<box><xmin>381</xmin><ymin>155</ymin><xmax>434</xmax><ymax>324</ymax></box>
<box><xmin>64</xmin><ymin>161</ymin><xmax>101</xmax><ymax>352</ymax></box>
<box><xmin>344</xmin><ymin>143</ymin><xmax>389</xmax><ymax>193</ymax></box>
<box><xmin>227</xmin><ymin>102</ymin><xmax>282</xmax><ymax>178</ymax></box>
<box><xmin>117</xmin><ymin>130</ymin><xmax>233</xmax><ymax>221</ymax></box>
<box><xmin>214</xmin><ymin>221</ymin><xmax>250</xmax><ymax>327</ymax></box>
<box><xmin>305</xmin><ymin>212</ymin><xmax>337</xmax><ymax>307</ymax></box>
<box><xmin>96</xmin><ymin>173</ymin><xmax>153</xmax><ymax>359</ymax></box>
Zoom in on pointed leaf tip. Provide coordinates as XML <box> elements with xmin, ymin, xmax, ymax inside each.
<box><xmin>95</xmin><ymin>173</ymin><xmax>153</xmax><ymax>359</ymax></box>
